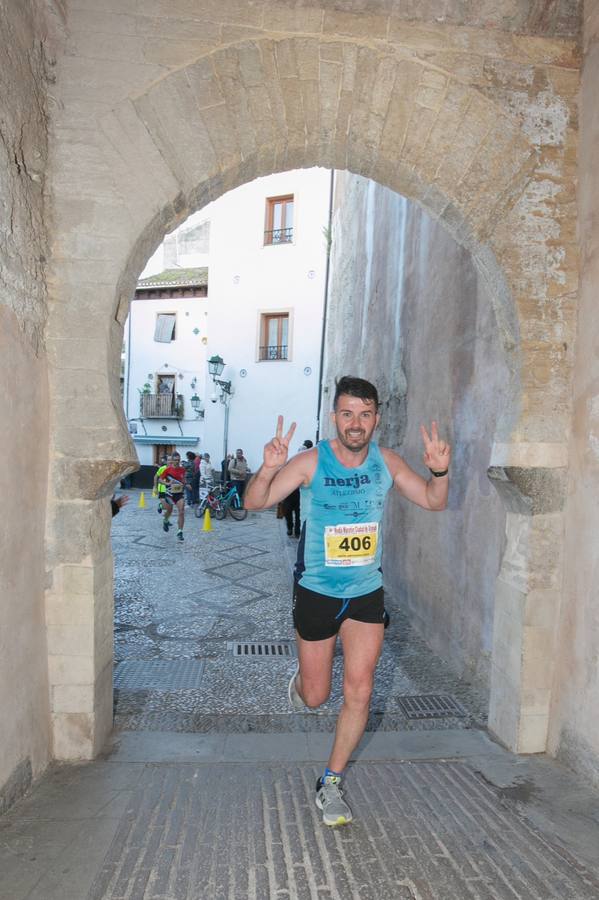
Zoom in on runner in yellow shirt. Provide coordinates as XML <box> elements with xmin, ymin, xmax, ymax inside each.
<box><xmin>153</xmin><ymin>454</ymin><xmax>171</xmax><ymax>514</ymax></box>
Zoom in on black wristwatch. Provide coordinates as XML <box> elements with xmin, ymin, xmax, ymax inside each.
<box><xmin>429</xmin><ymin>468</ymin><xmax>448</xmax><ymax>477</ymax></box>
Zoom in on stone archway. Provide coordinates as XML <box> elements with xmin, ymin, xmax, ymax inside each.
<box><xmin>43</xmin><ymin>11</ymin><xmax>577</xmax><ymax>759</ymax></box>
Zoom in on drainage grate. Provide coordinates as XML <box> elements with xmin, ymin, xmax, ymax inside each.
<box><xmin>229</xmin><ymin>641</ymin><xmax>296</xmax><ymax>659</ymax></box>
<box><xmin>397</xmin><ymin>694</ymin><xmax>467</xmax><ymax>719</ymax></box>
<box><xmin>114</xmin><ymin>659</ymin><xmax>205</xmax><ymax>691</ymax></box>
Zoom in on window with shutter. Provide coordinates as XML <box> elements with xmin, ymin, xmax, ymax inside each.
<box><xmin>154</xmin><ymin>314</ymin><xmax>176</xmax><ymax>342</ymax></box>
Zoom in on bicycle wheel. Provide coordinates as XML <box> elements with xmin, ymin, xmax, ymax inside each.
<box><xmin>194</xmin><ymin>503</ymin><xmax>203</xmax><ymax>518</ymax></box>
<box><xmin>213</xmin><ymin>501</ymin><xmax>226</xmax><ymax>520</ymax></box>
<box><xmin>228</xmin><ymin>494</ymin><xmax>248</xmax><ymax>520</ymax></box>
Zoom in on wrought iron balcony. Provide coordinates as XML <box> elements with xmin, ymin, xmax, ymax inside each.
<box><xmin>264</xmin><ymin>227</ymin><xmax>293</xmax><ymax>245</ymax></box>
<box><xmin>259</xmin><ymin>345</ymin><xmax>288</xmax><ymax>361</ymax></box>
<box><xmin>140</xmin><ymin>392</ymin><xmax>184</xmax><ymax>418</ymax></box>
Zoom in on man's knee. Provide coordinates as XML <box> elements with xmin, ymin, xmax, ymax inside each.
<box><xmin>300</xmin><ymin>678</ymin><xmax>331</xmax><ymax>709</ymax></box>
<box><xmin>343</xmin><ymin>673</ymin><xmax>374</xmax><ymax>708</ymax></box>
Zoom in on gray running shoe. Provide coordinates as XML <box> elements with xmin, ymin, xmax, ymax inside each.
<box><xmin>287</xmin><ymin>665</ymin><xmax>304</xmax><ymax>712</ymax></box>
<box><xmin>315</xmin><ymin>778</ymin><xmax>353</xmax><ymax>826</ymax></box>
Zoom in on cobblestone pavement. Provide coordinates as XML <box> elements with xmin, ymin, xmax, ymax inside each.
<box><xmin>3</xmin><ymin>495</ymin><xmax>599</xmax><ymax>899</ymax></box>
<box><xmin>112</xmin><ymin>493</ymin><xmax>488</xmax><ymax>733</ymax></box>
<box><xmin>87</xmin><ymin>759</ymin><xmax>599</xmax><ymax>900</ymax></box>
<box><xmin>3</xmin><ymin>730</ymin><xmax>599</xmax><ymax>900</ymax></box>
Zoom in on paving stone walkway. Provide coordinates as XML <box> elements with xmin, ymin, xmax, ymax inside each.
<box><xmin>112</xmin><ymin>495</ymin><xmax>488</xmax><ymax>734</ymax></box>
<box><xmin>2</xmin><ymin>494</ymin><xmax>599</xmax><ymax>898</ymax></box>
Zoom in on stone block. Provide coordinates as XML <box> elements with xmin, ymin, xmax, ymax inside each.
<box><xmin>185</xmin><ymin>57</ymin><xmax>224</xmax><ymax>109</ymax></box>
<box><xmin>47</xmin><ymin>338</ymin><xmax>109</xmax><ymax>373</ymax></box>
<box><xmin>53</xmin><ymin>457</ymin><xmax>128</xmax><ymax>504</ymax></box>
<box><xmin>488</xmin><ymin>664</ymin><xmax>520</xmax><ymax>751</ymax></box>
<box><xmin>46</xmin><ymin>591</ymin><xmax>94</xmax><ymax>626</ymax></box>
<box><xmin>98</xmin><ymin>100</ymin><xmax>182</xmax><ymax>216</ymax></box>
<box><xmin>93</xmin><ymin>662</ymin><xmax>114</xmax><ymax>756</ymax></box>
<box><xmin>522</xmin><ymin>624</ymin><xmax>555</xmax><ymax>661</ymax></box>
<box><xmin>47</xmin><ymin>653</ymin><xmax>95</xmax><ymax>686</ymax></box>
<box><xmin>323</xmin><ymin>9</ymin><xmax>388</xmax><ymax>40</ymax></box>
<box><xmin>65</xmin><ymin>28</ymin><xmax>146</xmax><ymax>65</ymax></box>
<box><xmin>57</xmin><ymin>55</ymin><xmax>167</xmax><ymax>106</ymax></box>
<box><xmin>47</xmin><ymin>623</ymin><xmax>94</xmax><ymax>657</ymax></box>
<box><xmin>524</xmin><ymin>589</ymin><xmax>560</xmax><ymax>628</ymax></box>
<box><xmin>521</xmin><ymin>653</ymin><xmax>554</xmax><ymax>690</ymax></box>
<box><xmin>52</xmin><ymin>684</ymin><xmax>95</xmax><ymax>714</ymax></box>
<box><xmin>51</xmin><ymin>712</ymin><xmax>94</xmax><ymax>761</ymax></box>
<box><xmin>378</xmin><ymin>60</ymin><xmax>421</xmax><ymax>157</ymax></box>
<box><xmin>263</xmin><ymin>3</ymin><xmax>323</xmax><ymax>34</ymax></box>
<box><xmin>133</xmin><ymin>76</ymin><xmax>218</xmax><ymax>191</ymax></box>
<box><xmin>521</xmin><ymin>688</ymin><xmax>552</xmax><ymax>717</ymax></box>
<box><xmin>143</xmin><ymin>36</ymin><xmax>217</xmax><ymax>68</ymax></box>
<box><xmin>517</xmin><ymin>713</ymin><xmax>549</xmax><ymax>753</ymax></box>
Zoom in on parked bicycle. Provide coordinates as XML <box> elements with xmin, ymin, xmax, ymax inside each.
<box><xmin>194</xmin><ymin>488</ymin><xmax>223</xmax><ymax>519</ymax></box>
<box><xmin>194</xmin><ymin>483</ymin><xmax>247</xmax><ymax>521</ymax></box>
<box><xmin>214</xmin><ymin>482</ymin><xmax>247</xmax><ymax>520</ymax></box>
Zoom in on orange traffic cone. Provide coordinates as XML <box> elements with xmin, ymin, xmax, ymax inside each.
<box><xmin>202</xmin><ymin>508</ymin><xmax>212</xmax><ymax>532</ymax></box>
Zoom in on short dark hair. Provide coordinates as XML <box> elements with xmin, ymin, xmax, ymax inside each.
<box><xmin>333</xmin><ymin>376</ymin><xmax>379</xmax><ymax>411</ymax></box>
<box><xmin>186</xmin><ymin>451</ymin><xmax>196</xmax><ymax>460</ymax></box>
<box><xmin>302</xmin><ymin>439</ymin><xmax>314</xmax><ymax>449</ymax></box>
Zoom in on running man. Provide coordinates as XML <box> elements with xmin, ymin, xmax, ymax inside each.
<box><xmin>244</xmin><ymin>376</ymin><xmax>451</xmax><ymax>826</ymax></box>
<box><xmin>153</xmin><ymin>454</ymin><xmax>170</xmax><ymax>514</ymax></box>
<box><xmin>159</xmin><ymin>451</ymin><xmax>187</xmax><ymax>542</ymax></box>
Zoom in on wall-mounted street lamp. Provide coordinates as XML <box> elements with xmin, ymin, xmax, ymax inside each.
<box><xmin>190</xmin><ymin>393</ymin><xmax>204</xmax><ymax>419</ymax></box>
<box><xmin>208</xmin><ymin>355</ymin><xmax>233</xmax><ymax>399</ymax></box>
<box><xmin>207</xmin><ymin>355</ymin><xmax>234</xmax><ymax>462</ymax></box>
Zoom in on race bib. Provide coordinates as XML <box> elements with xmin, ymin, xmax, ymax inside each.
<box><xmin>169</xmin><ymin>481</ymin><xmax>183</xmax><ymax>493</ymax></box>
<box><xmin>324</xmin><ymin>522</ymin><xmax>378</xmax><ymax>567</ymax></box>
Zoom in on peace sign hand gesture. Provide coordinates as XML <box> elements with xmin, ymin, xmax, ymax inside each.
<box><xmin>420</xmin><ymin>421</ymin><xmax>451</xmax><ymax>474</ymax></box>
<box><xmin>263</xmin><ymin>416</ymin><xmax>297</xmax><ymax>470</ymax></box>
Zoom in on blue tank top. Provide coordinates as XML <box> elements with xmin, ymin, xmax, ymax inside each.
<box><xmin>295</xmin><ymin>440</ymin><xmax>393</xmax><ymax>598</ymax></box>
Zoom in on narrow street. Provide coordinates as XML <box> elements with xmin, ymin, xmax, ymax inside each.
<box><xmin>1</xmin><ymin>494</ymin><xmax>599</xmax><ymax>899</ymax></box>
<box><xmin>112</xmin><ymin>492</ymin><xmax>487</xmax><ymax>736</ymax></box>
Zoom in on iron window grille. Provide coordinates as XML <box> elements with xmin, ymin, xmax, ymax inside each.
<box><xmin>259</xmin><ymin>344</ymin><xmax>288</xmax><ymax>361</ymax></box>
<box><xmin>264</xmin><ymin>227</ymin><xmax>293</xmax><ymax>245</ymax></box>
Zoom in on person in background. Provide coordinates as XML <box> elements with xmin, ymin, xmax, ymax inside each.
<box><xmin>153</xmin><ymin>454</ymin><xmax>171</xmax><ymax>514</ymax></box>
<box><xmin>200</xmin><ymin>453</ymin><xmax>214</xmax><ymax>489</ymax></box>
<box><xmin>160</xmin><ymin>451</ymin><xmax>187</xmax><ymax>542</ymax></box>
<box><xmin>229</xmin><ymin>448</ymin><xmax>249</xmax><ymax>498</ymax></box>
<box><xmin>192</xmin><ymin>452</ymin><xmax>202</xmax><ymax>505</ymax></box>
<box><xmin>183</xmin><ymin>451</ymin><xmax>197</xmax><ymax>507</ymax></box>
<box><xmin>111</xmin><ymin>494</ymin><xmax>130</xmax><ymax>517</ymax></box>
<box><xmin>221</xmin><ymin>453</ymin><xmax>233</xmax><ymax>486</ymax></box>
<box><xmin>283</xmin><ymin>440</ymin><xmax>314</xmax><ymax>537</ymax></box>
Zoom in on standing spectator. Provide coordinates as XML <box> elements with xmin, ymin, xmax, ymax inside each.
<box><xmin>200</xmin><ymin>453</ymin><xmax>214</xmax><ymax>489</ymax></box>
<box><xmin>283</xmin><ymin>440</ymin><xmax>313</xmax><ymax>537</ymax></box>
<box><xmin>192</xmin><ymin>452</ymin><xmax>202</xmax><ymax>505</ymax></box>
<box><xmin>229</xmin><ymin>448</ymin><xmax>249</xmax><ymax>498</ymax></box>
<box><xmin>221</xmin><ymin>453</ymin><xmax>233</xmax><ymax>486</ymax></box>
<box><xmin>183</xmin><ymin>451</ymin><xmax>197</xmax><ymax>506</ymax></box>
<box><xmin>111</xmin><ymin>494</ymin><xmax>130</xmax><ymax>517</ymax></box>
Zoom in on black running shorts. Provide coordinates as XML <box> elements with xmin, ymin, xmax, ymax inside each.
<box><xmin>292</xmin><ymin>582</ymin><xmax>388</xmax><ymax>642</ymax></box>
<box><xmin>164</xmin><ymin>492</ymin><xmax>185</xmax><ymax>506</ymax></box>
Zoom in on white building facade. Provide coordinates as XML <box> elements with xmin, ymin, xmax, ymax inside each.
<box><xmin>123</xmin><ymin>167</ymin><xmax>333</xmax><ymax>482</ymax></box>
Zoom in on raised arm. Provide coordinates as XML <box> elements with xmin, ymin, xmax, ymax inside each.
<box><xmin>244</xmin><ymin>416</ymin><xmax>313</xmax><ymax>509</ymax></box>
<box><xmin>381</xmin><ymin>420</ymin><xmax>451</xmax><ymax>511</ymax></box>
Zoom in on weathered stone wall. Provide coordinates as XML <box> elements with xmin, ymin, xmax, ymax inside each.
<box><xmin>37</xmin><ymin>0</ymin><xmax>580</xmax><ymax>759</ymax></box>
<box><xmin>324</xmin><ymin>173</ymin><xmax>510</xmax><ymax>689</ymax></box>
<box><xmin>549</xmin><ymin>1</ymin><xmax>599</xmax><ymax>786</ymax></box>
<box><xmin>0</xmin><ymin>1</ymin><xmax>51</xmax><ymax>807</ymax></box>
